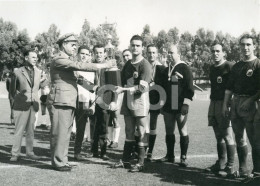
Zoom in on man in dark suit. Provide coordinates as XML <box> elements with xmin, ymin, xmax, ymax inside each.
<box><xmin>10</xmin><ymin>49</ymin><xmax>48</xmax><ymax>162</ymax></box>
<box><xmin>47</xmin><ymin>33</ymin><xmax>115</xmax><ymax>171</ymax></box>
<box><xmin>146</xmin><ymin>44</ymin><xmax>165</xmax><ymax>161</ymax></box>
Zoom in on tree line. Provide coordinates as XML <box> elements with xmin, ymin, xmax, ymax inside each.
<box><xmin>0</xmin><ymin>17</ymin><xmax>259</xmax><ymax>81</ymax></box>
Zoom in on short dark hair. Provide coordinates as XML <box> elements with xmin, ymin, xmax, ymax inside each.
<box><xmin>93</xmin><ymin>44</ymin><xmax>106</xmax><ymax>53</ymax></box>
<box><xmin>130</xmin><ymin>35</ymin><xmax>143</xmax><ymax>44</ymax></box>
<box><xmin>78</xmin><ymin>45</ymin><xmax>90</xmax><ymax>54</ymax></box>
<box><xmin>147</xmin><ymin>44</ymin><xmax>157</xmax><ymax>51</ymax></box>
<box><xmin>239</xmin><ymin>34</ymin><xmax>256</xmax><ymax>45</ymax></box>
<box><xmin>24</xmin><ymin>49</ymin><xmax>37</xmax><ymax>57</ymax></box>
<box><xmin>122</xmin><ymin>49</ymin><xmax>131</xmax><ymax>54</ymax></box>
<box><xmin>211</xmin><ymin>40</ymin><xmax>225</xmax><ymax>50</ymax></box>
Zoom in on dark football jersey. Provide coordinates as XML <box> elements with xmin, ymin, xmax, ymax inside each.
<box><xmin>226</xmin><ymin>58</ymin><xmax>260</xmax><ymax>96</ymax></box>
<box><xmin>121</xmin><ymin>58</ymin><xmax>151</xmax><ymax>88</ymax></box>
<box><xmin>160</xmin><ymin>62</ymin><xmax>194</xmax><ymax>112</ymax></box>
<box><xmin>209</xmin><ymin>61</ymin><xmax>234</xmax><ymax>100</ymax></box>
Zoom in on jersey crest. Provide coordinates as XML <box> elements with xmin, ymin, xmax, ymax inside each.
<box><xmin>246</xmin><ymin>69</ymin><xmax>253</xmax><ymax>77</ymax></box>
<box><xmin>217</xmin><ymin>76</ymin><xmax>222</xmax><ymax>83</ymax></box>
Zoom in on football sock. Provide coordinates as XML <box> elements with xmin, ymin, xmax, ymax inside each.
<box><xmin>180</xmin><ymin>135</ymin><xmax>189</xmax><ymax>159</ymax></box>
<box><xmin>123</xmin><ymin>141</ymin><xmax>135</xmax><ymax>162</ymax></box>
<box><xmin>134</xmin><ymin>135</ymin><xmax>140</xmax><ymax>155</ymax></box>
<box><xmin>217</xmin><ymin>142</ymin><xmax>227</xmax><ymax>169</ymax></box>
<box><xmin>252</xmin><ymin>148</ymin><xmax>260</xmax><ymax>174</ymax></box>
<box><xmin>237</xmin><ymin>145</ymin><xmax>248</xmax><ymax>174</ymax></box>
<box><xmin>138</xmin><ymin>146</ymin><xmax>145</xmax><ymax>165</ymax></box>
<box><xmin>226</xmin><ymin>144</ymin><xmax>235</xmax><ymax>167</ymax></box>
<box><xmin>148</xmin><ymin>134</ymin><xmax>157</xmax><ymax>154</ymax></box>
<box><xmin>256</xmin><ymin>148</ymin><xmax>260</xmax><ymax>174</ymax></box>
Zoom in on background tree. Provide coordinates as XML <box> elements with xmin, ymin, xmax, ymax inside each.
<box><xmin>0</xmin><ymin>18</ymin><xmax>31</xmax><ymax>79</ymax></box>
<box><xmin>167</xmin><ymin>27</ymin><xmax>179</xmax><ymax>45</ymax></box>
<box><xmin>141</xmin><ymin>24</ymin><xmax>154</xmax><ymax>47</ymax></box>
<box><xmin>154</xmin><ymin>30</ymin><xmax>168</xmax><ymax>50</ymax></box>
<box><xmin>34</xmin><ymin>23</ymin><xmax>60</xmax><ymax>67</ymax></box>
<box><xmin>78</xmin><ymin>19</ymin><xmax>91</xmax><ymax>47</ymax></box>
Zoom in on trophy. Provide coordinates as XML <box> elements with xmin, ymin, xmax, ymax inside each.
<box><xmin>104</xmin><ymin>34</ymin><xmax>121</xmax><ymax>86</ymax></box>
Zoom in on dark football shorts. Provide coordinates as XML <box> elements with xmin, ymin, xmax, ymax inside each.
<box><xmin>208</xmin><ymin>100</ymin><xmax>231</xmax><ymax>129</ymax></box>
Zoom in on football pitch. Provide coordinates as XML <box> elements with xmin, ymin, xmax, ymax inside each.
<box><xmin>0</xmin><ymin>83</ymin><xmax>257</xmax><ymax>186</ymax></box>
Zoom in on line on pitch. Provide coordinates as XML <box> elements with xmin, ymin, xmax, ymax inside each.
<box><xmin>0</xmin><ymin>163</ymin><xmax>49</xmax><ymax>169</ymax></box>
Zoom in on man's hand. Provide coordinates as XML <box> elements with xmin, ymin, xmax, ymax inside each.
<box><xmin>240</xmin><ymin>98</ymin><xmax>253</xmax><ymax>112</ymax></box>
<box><xmin>181</xmin><ymin>104</ymin><xmax>189</xmax><ymax>115</ymax></box>
<box><xmin>222</xmin><ymin>105</ymin><xmax>230</xmax><ymax>118</ymax></box>
<box><xmin>114</xmin><ymin>86</ymin><xmax>124</xmax><ymax>94</ymax></box>
<box><xmin>108</xmin><ymin>102</ymin><xmax>118</xmax><ymax>111</ymax></box>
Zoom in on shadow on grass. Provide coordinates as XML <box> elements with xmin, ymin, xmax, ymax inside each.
<box><xmin>0</xmin><ymin>145</ymin><xmax>53</xmax><ymax>170</ymax></box>
<box><xmin>142</xmin><ymin>161</ymin><xmax>256</xmax><ymax>186</ymax></box>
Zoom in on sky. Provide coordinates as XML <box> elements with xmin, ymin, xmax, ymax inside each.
<box><xmin>0</xmin><ymin>0</ymin><xmax>259</xmax><ymax>50</ymax></box>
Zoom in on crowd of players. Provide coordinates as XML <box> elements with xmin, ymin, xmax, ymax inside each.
<box><xmin>5</xmin><ymin>33</ymin><xmax>260</xmax><ymax>182</ymax></box>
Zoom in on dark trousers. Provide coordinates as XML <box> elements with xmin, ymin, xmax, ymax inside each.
<box><xmin>92</xmin><ymin>105</ymin><xmax>110</xmax><ymax>155</ymax></box>
<box><xmin>74</xmin><ymin>102</ymin><xmax>89</xmax><ymax>155</ymax></box>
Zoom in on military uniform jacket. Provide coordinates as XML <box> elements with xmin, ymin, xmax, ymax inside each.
<box><xmin>10</xmin><ymin>66</ymin><xmax>47</xmax><ymax>112</ymax></box>
<box><xmin>47</xmin><ymin>51</ymin><xmax>101</xmax><ymax>108</ymax></box>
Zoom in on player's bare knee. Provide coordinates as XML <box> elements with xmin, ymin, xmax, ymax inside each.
<box><xmin>224</xmin><ymin>135</ymin><xmax>235</xmax><ymax>145</ymax></box>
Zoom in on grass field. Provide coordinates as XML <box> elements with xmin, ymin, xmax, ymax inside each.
<box><xmin>0</xmin><ymin>82</ymin><xmax>258</xmax><ymax>186</ymax></box>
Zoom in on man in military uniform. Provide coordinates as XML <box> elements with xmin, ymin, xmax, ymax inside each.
<box><xmin>205</xmin><ymin>42</ymin><xmax>236</xmax><ymax>177</ymax></box>
<box><xmin>223</xmin><ymin>34</ymin><xmax>260</xmax><ymax>179</ymax></box>
<box><xmin>47</xmin><ymin>33</ymin><xmax>115</xmax><ymax>171</ymax></box>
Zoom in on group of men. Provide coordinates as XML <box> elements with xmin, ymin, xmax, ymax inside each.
<box><xmin>7</xmin><ymin>32</ymin><xmax>260</xmax><ymax>182</ymax></box>
<box><xmin>206</xmin><ymin>34</ymin><xmax>260</xmax><ymax>181</ymax></box>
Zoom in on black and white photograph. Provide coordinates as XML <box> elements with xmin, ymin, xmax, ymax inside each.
<box><xmin>0</xmin><ymin>0</ymin><xmax>260</xmax><ymax>185</ymax></box>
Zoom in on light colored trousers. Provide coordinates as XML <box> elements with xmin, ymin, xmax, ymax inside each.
<box><xmin>11</xmin><ymin>106</ymin><xmax>37</xmax><ymax>156</ymax></box>
<box><xmin>48</xmin><ymin>105</ymin><xmax>74</xmax><ymax>168</ymax></box>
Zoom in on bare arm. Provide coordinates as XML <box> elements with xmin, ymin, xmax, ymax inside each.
<box><xmin>222</xmin><ymin>90</ymin><xmax>233</xmax><ymax>117</ymax></box>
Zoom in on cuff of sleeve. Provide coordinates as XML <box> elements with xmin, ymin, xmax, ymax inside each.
<box><xmin>129</xmin><ymin>86</ymin><xmax>138</xmax><ymax>93</ymax></box>
<box><xmin>183</xmin><ymin>98</ymin><xmax>191</xmax><ymax>106</ymax></box>
<box><xmin>93</xmin><ymin>85</ymin><xmax>99</xmax><ymax>92</ymax></box>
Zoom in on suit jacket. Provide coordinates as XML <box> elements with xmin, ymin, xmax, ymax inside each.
<box><xmin>149</xmin><ymin>63</ymin><xmax>166</xmax><ymax>105</ymax></box>
<box><xmin>47</xmin><ymin>51</ymin><xmax>105</xmax><ymax>108</ymax></box>
<box><xmin>10</xmin><ymin>66</ymin><xmax>47</xmax><ymax>112</ymax></box>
